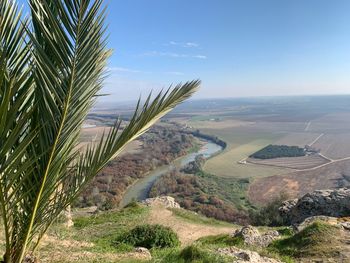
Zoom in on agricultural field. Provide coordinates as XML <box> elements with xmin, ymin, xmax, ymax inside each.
<box><xmin>84</xmin><ymin>96</ymin><xmax>350</xmax><ymax>208</ymax></box>
<box><xmin>247</xmin><ymin>155</ymin><xmax>329</xmax><ymax>170</ymax></box>
<box><xmin>170</xmin><ymin>96</ymin><xmax>350</xmax><ymax>205</ymax></box>
<box><xmin>183</xmin><ymin>120</ymin><xmax>297</xmax><ymax>178</ymax></box>
<box><xmin>249</xmin><ymin>159</ymin><xmax>350</xmax><ymax>205</ymax></box>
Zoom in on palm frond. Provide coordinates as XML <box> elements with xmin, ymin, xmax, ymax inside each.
<box><xmin>0</xmin><ymin>1</ymin><xmax>199</xmax><ymax>262</ymax></box>
<box><xmin>0</xmin><ymin>1</ymin><xmax>36</xmax><ymax>262</ymax></box>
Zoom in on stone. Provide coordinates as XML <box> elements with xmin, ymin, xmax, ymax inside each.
<box><xmin>279</xmin><ymin>188</ymin><xmax>350</xmax><ymax>224</ymax></box>
<box><xmin>340</xmin><ymin>221</ymin><xmax>350</xmax><ymax>230</ymax></box>
<box><xmin>218</xmin><ymin>247</ymin><xmax>282</xmax><ymax>263</ymax></box>
<box><xmin>133</xmin><ymin>247</ymin><xmax>152</xmax><ymax>260</ymax></box>
<box><xmin>142</xmin><ymin>196</ymin><xmax>180</xmax><ymax>208</ymax></box>
<box><xmin>232</xmin><ymin>225</ymin><xmax>280</xmax><ymax>247</ymax></box>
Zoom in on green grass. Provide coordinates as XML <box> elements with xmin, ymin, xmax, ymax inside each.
<box><xmin>69</xmin><ymin>204</ymin><xmax>150</xmax><ymax>253</ymax></box>
<box><xmin>268</xmin><ymin>221</ymin><xmax>343</xmax><ymax>258</ymax></box>
<box><xmin>196</xmin><ymin>170</ymin><xmax>253</xmax><ymax>210</ymax></box>
<box><xmin>169</xmin><ymin>208</ymin><xmax>235</xmax><ymax>227</ymax></box>
<box><xmin>196</xmin><ymin>234</ymin><xmax>243</xmax><ymax>247</ymax></box>
<box><xmin>194</xmin><ymin>233</ymin><xmax>294</xmax><ymax>263</ymax></box>
<box><xmin>150</xmin><ymin>245</ymin><xmax>232</xmax><ymax>263</ymax></box>
<box><xmin>185</xmin><ymin>124</ymin><xmax>288</xmax><ymax>178</ymax></box>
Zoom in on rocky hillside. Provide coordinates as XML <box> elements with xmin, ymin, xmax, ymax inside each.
<box><xmin>9</xmin><ymin>189</ymin><xmax>349</xmax><ymax>263</ymax></box>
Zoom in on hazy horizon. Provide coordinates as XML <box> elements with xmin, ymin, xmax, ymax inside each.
<box><xmin>93</xmin><ymin>93</ymin><xmax>350</xmax><ymax>109</ymax></box>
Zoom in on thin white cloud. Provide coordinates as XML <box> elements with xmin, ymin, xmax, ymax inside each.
<box><xmin>141</xmin><ymin>51</ymin><xmax>207</xmax><ymax>59</ymax></box>
<box><xmin>193</xmin><ymin>55</ymin><xmax>207</xmax><ymax>59</ymax></box>
<box><xmin>165</xmin><ymin>71</ymin><xmax>185</xmax><ymax>75</ymax></box>
<box><xmin>169</xmin><ymin>41</ymin><xmax>199</xmax><ymax>48</ymax></box>
<box><xmin>108</xmin><ymin>67</ymin><xmax>142</xmax><ymax>73</ymax></box>
<box><xmin>142</xmin><ymin>51</ymin><xmax>187</xmax><ymax>58</ymax></box>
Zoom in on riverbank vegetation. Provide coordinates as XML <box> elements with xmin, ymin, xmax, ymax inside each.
<box><xmin>77</xmin><ymin>125</ymin><xmax>196</xmax><ymax>209</ymax></box>
<box><xmin>150</xmin><ymin>169</ymin><xmax>251</xmax><ymax>224</ymax></box>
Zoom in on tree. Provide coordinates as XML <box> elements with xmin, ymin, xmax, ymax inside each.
<box><xmin>0</xmin><ymin>1</ymin><xmax>199</xmax><ymax>262</ymax></box>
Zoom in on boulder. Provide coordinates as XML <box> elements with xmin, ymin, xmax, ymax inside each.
<box><xmin>134</xmin><ymin>247</ymin><xmax>151</xmax><ymax>259</ymax></box>
<box><xmin>218</xmin><ymin>247</ymin><xmax>282</xmax><ymax>263</ymax></box>
<box><xmin>279</xmin><ymin>188</ymin><xmax>350</xmax><ymax>224</ymax></box>
<box><xmin>142</xmin><ymin>196</ymin><xmax>180</xmax><ymax>208</ymax></box>
<box><xmin>231</xmin><ymin>226</ymin><xmax>280</xmax><ymax>247</ymax></box>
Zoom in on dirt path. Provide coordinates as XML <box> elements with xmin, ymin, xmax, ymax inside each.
<box><xmin>294</xmin><ymin>156</ymin><xmax>350</xmax><ymax>172</ymax></box>
<box><xmin>308</xmin><ymin>133</ymin><xmax>324</xmax><ymax>146</ymax></box>
<box><xmin>147</xmin><ymin>205</ymin><xmax>235</xmax><ymax>246</ymax></box>
<box><xmin>305</xmin><ymin>121</ymin><xmax>311</xmax><ymax>131</ymax></box>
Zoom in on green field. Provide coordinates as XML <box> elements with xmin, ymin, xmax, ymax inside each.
<box><xmin>188</xmin><ymin>122</ymin><xmax>289</xmax><ymax>178</ymax></box>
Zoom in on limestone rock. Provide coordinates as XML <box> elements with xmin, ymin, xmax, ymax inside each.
<box><xmin>134</xmin><ymin>247</ymin><xmax>152</xmax><ymax>260</ymax></box>
<box><xmin>142</xmin><ymin>196</ymin><xmax>180</xmax><ymax>208</ymax></box>
<box><xmin>279</xmin><ymin>188</ymin><xmax>350</xmax><ymax>224</ymax></box>
<box><xmin>218</xmin><ymin>247</ymin><xmax>282</xmax><ymax>263</ymax></box>
<box><xmin>231</xmin><ymin>225</ymin><xmax>280</xmax><ymax>247</ymax></box>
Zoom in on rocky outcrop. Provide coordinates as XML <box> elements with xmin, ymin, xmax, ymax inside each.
<box><xmin>295</xmin><ymin>215</ymin><xmax>350</xmax><ymax>232</ymax></box>
<box><xmin>279</xmin><ymin>188</ymin><xmax>350</xmax><ymax>224</ymax></box>
<box><xmin>294</xmin><ymin>216</ymin><xmax>338</xmax><ymax>231</ymax></box>
<box><xmin>142</xmin><ymin>196</ymin><xmax>180</xmax><ymax>208</ymax></box>
<box><xmin>231</xmin><ymin>226</ymin><xmax>280</xmax><ymax>247</ymax></box>
<box><xmin>218</xmin><ymin>247</ymin><xmax>282</xmax><ymax>263</ymax></box>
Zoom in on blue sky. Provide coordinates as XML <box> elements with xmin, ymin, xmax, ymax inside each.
<box><xmin>18</xmin><ymin>0</ymin><xmax>350</xmax><ymax>101</ymax></box>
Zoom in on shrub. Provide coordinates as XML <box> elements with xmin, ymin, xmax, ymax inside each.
<box><xmin>196</xmin><ymin>234</ymin><xmax>243</xmax><ymax>247</ymax></box>
<box><xmin>116</xmin><ymin>224</ymin><xmax>180</xmax><ymax>249</ymax></box>
<box><xmin>249</xmin><ymin>193</ymin><xmax>290</xmax><ymax>226</ymax></box>
<box><xmin>179</xmin><ymin>245</ymin><xmax>230</xmax><ymax>263</ymax></box>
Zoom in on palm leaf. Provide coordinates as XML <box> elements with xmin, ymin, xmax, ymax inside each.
<box><xmin>0</xmin><ymin>0</ymin><xmax>199</xmax><ymax>262</ymax></box>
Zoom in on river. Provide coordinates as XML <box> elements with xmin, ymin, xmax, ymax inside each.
<box><xmin>119</xmin><ymin>140</ymin><xmax>223</xmax><ymax>207</ymax></box>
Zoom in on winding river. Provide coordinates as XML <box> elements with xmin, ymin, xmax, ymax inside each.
<box><xmin>119</xmin><ymin>140</ymin><xmax>223</xmax><ymax>207</ymax></box>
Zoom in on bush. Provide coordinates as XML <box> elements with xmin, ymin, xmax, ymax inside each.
<box><xmin>116</xmin><ymin>224</ymin><xmax>180</xmax><ymax>249</ymax></box>
<box><xmin>249</xmin><ymin>193</ymin><xmax>290</xmax><ymax>226</ymax></box>
<box><xmin>179</xmin><ymin>245</ymin><xmax>230</xmax><ymax>263</ymax></box>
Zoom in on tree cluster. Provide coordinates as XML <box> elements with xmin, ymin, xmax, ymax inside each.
<box><xmin>150</xmin><ymin>171</ymin><xmax>248</xmax><ymax>224</ymax></box>
<box><xmin>250</xmin><ymin>144</ymin><xmax>305</xmax><ymax>159</ymax></box>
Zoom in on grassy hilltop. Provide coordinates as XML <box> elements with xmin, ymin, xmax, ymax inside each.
<box><xmin>2</xmin><ymin>202</ymin><xmax>346</xmax><ymax>263</ymax></box>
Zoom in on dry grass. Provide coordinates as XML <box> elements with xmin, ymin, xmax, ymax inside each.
<box><xmin>248</xmin><ymin>159</ymin><xmax>350</xmax><ymax>205</ymax></box>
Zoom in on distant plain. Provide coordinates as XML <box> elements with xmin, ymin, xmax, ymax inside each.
<box><xmin>88</xmin><ymin>95</ymin><xmax>350</xmax><ymax>207</ymax></box>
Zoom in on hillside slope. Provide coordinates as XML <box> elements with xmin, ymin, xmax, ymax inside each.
<box><xmin>1</xmin><ymin>197</ymin><xmax>348</xmax><ymax>263</ymax></box>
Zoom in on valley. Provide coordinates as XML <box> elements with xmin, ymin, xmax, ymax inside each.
<box><xmin>79</xmin><ymin>95</ymin><xmax>350</xmax><ymax>223</ymax></box>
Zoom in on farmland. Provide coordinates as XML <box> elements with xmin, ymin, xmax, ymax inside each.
<box><xmin>83</xmin><ymin>96</ymin><xmax>350</xmax><ymax>211</ymax></box>
<box><xmin>168</xmin><ymin>96</ymin><xmax>350</xmax><ymax>206</ymax></box>
<box><xmin>247</xmin><ymin>155</ymin><xmax>329</xmax><ymax>170</ymax></box>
